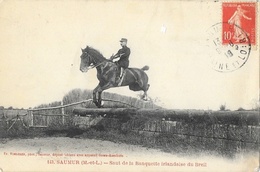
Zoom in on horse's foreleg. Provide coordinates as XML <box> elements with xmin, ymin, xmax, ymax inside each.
<box><xmin>93</xmin><ymin>82</ymin><xmax>115</xmax><ymax>108</ymax></box>
<box><xmin>98</xmin><ymin>91</ymin><xmax>103</xmax><ymax>108</ymax></box>
<box><xmin>96</xmin><ymin>82</ymin><xmax>114</xmax><ymax>108</ymax></box>
<box><xmin>93</xmin><ymin>86</ymin><xmax>100</xmax><ymax>107</ymax></box>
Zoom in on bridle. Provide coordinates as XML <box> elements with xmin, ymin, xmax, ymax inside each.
<box><xmin>83</xmin><ymin>52</ymin><xmax>106</xmax><ymax>70</ymax></box>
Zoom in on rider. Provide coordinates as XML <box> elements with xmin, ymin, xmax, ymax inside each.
<box><xmin>110</xmin><ymin>38</ymin><xmax>131</xmax><ymax>82</ymax></box>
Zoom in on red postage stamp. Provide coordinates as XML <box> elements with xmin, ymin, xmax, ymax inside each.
<box><xmin>222</xmin><ymin>2</ymin><xmax>256</xmax><ymax>45</ymax></box>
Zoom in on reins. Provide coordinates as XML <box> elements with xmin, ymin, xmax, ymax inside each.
<box><xmin>89</xmin><ymin>60</ymin><xmax>106</xmax><ymax>69</ymax></box>
<box><xmin>86</xmin><ymin>53</ymin><xmax>106</xmax><ymax>69</ymax></box>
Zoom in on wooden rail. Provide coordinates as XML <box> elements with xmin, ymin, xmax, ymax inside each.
<box><xmin>28</xmin><ymin>99</ymin><xmax>92</xmax><ymax>111</ymax></box>
<box><xmin>73</xmin><ymin>108</ymin><xmax>207</xmax><ymax>116</ymax></box>
<box><xmin>73</xmin><ymin>108</ymin><xmax>259</xmax><ymax>125</ymax></box>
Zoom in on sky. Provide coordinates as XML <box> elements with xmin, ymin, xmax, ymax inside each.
<box><xmin>0</xmin><ymin>1</ymin><xmax>259</xmax><ymax>110</ymax></box>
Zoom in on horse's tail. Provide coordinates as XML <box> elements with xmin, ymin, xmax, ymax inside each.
<box><xmin>141</xmin><ymin>65</ymin><xmax>149</xmax><ymax>71</ymax></box>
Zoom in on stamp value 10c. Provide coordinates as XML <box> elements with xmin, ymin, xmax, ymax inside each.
<box><xmin>222</xmin><ymin>2</ymin><xmax>256</xmax><ymax>45</ymax></box>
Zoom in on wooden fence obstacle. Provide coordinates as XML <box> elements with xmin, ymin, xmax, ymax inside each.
<box><xmin>27</xmin><ymin>99</ymin><xmax>93</xmax><ymax>128</ymax></box>
<box><xmin>72</xmin><ymin>108</ymin><xmax>260</xmax><ymax>146</ymax></box>
<box><xmin>27</xmin><ymin>99</ymin><xmax>136</xmax><ymax>128</ymax></box>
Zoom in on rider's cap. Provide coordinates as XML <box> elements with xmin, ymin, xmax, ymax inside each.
<box><xmin>120</xmin><ymin>38</ymin><xmax>127</xmax><ymax>42</ymax></box>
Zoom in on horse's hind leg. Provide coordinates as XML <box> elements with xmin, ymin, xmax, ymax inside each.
<box><xmin>142</xmin><ymin>91</ymin><xmax>148</xmax><ymax>101</ymax></box>
<box><xmin>129</xmin><ymin>81</ymin><xmax>149</xmax><ymax>101</ymax></box>
<box><xmin>142</xmin><ymin>84</ymin><xmax>150</xmax><ymax>101</ymax></box>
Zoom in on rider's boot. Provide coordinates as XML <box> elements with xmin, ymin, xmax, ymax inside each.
<box><xmin>118</xmin><ymin>68</ymin><xmax>125</xmax><ymax>86</ymax></box>
<box><xmin>115</xmin><ymin>67</ymin><xmax>121</xmax><ymax>84</ymax></box>
<box><xmin>119</xmin><ymin>67</ymin><xmax>124</xmax><ymax>79</ymax></box>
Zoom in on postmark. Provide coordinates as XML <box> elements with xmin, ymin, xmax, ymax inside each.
<box><xmin>205</xmin><ymin>2</ymin><xmax>256</xmax><ymax>72</ymax></box>
<box><xmin>222</xmin><ymin>2</ymin><xmax>256</xmax><ymax>46</ymax></box>
<box><xmin>206</xmin><ymin>22</ymin><xmax>251</xmax><ymax>72</ymax></box>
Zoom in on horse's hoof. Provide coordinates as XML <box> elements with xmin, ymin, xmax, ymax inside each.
<box><xmin>97</xmin><ymin>103</ymin><xmax>103</xmax><ymax>108</ymax></box>
<box><xmin>97</xmin><ymin>105</ymin><xmax>104</xmax><ymax>108</ymax></box>
<box><xmin>93</xmin><ymin>101</ymin><xmax>99</xmax><ymax>107</ymax></box>
<box><xmin>142</xmin><ymin>96</ymin><xmax>148</xmax><ymax>101</ymax></box>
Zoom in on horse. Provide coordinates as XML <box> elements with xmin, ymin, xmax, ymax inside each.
<box><xmin>80</xmin><ymin>46</ymin><xmax>150</xmax><ymax>108</ymax></box>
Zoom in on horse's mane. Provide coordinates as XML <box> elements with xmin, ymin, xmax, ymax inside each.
<box><xmin>86</xmin><ymin>46</ymin><xmax>107</xmax><ymax>61</ymax></box>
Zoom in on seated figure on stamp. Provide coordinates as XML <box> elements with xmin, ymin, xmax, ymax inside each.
<box><xmin>228</xmin><ymin>5</ymin><xmax>252</xmax><ymax>42</ymax></box>
<box><xmin>110</xmin><ymin>38</ymin><xmax>131</xmax><ymax>85</ymax></box>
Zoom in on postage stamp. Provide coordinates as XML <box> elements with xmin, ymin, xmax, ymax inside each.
<box><xmin>222</xmin><ymin>2</ymin><xmax>256</xmax><ymax>46</ymax></box>
<box><xmin>206</xmin><ymin>2</ymin><xmax>256</xmax><ymax>73</ymax></box>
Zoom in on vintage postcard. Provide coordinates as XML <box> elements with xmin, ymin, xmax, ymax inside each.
<box><xmin>0</xmin><ymin>1</ymin><xmax>259</xmax><ymax>172</ymax></box>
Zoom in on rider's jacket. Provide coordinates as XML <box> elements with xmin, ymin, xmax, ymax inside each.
<box><xmin>115</xmin><ymin>46</ymin><xmax>130</xmax><ymax>69</ymax></box>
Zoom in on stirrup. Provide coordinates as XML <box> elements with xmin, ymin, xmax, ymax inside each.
<box><xmin>117</xmin><ymin>75</ymin><xmax>124</xmax><ymax>86</ymax></box>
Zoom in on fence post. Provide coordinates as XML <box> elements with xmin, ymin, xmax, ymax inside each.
<box><xmin>61</xmin><ymin>101</ymin><xmax>65</xmax><ymax>125</ymax></box>
<box><xmin>29</xmin><ymin>110</ymin><xmax>33</xmax><ymax>127</ymax></box>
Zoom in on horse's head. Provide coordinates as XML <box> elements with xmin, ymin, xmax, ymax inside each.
<box><xmin>80</xmin><ymin>46</ymin><xmax>94</xmax><ymax>73</ymax></box>
<box><xmin>80</xmin><ymin>46</ymin><xmax>108</xmax><ymax>73</ymax></box>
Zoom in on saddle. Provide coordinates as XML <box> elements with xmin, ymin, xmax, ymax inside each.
<box><xmin>109</xmin><ymin>60</ymin><xmax>128</xmax><ymax>86</ymax></box>
<box><xmin>113</xmin><ymin>61</ymin><xmax>125</xmax><ymax>78</ymax></box>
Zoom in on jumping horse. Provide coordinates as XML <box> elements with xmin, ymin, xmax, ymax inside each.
<box><xmin>80</xmin><ymin>46</ymin><xmax>150</xmax><ymax>108</ymax></box>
